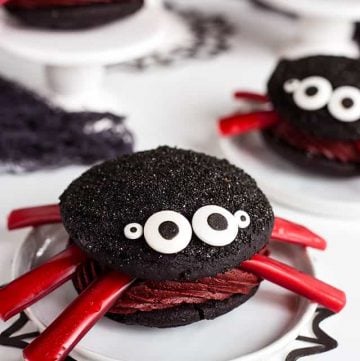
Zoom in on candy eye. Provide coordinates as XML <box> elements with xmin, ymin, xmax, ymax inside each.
<box><xmin>328</xmin><ymin>86</ymin><xmax>360</xmax><ymax>122</ymax></box>
<box><xmin>293</xmin><ymin>76</ymin><xmax>332</xmax><ymax>111</ymax></box>
<box><xmin>234</xmin><ymin>210</ymin><xmax>251</xmax><ymax>229</ymax></box>
<box><xmin>192</xmin><ymin>205</ymin><xmax>238</xmax><ymax>247</ymax></box>
<box><xmin>124</xmin><ymin>223</ymin><xmax>143</xmax><ymax>240</ymax></box>
<box><xmin>144</xmin><ymin>211</ymin><xmax>192</xmax><ymax>254</ymax></box>
<box><xmin>283</xmin><ymin>78</ymin><xmax>300</xmax><ymax>93</ymax></box>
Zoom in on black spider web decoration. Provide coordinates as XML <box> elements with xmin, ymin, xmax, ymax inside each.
<box><xmin>0</xmin><ymin>76</ymin><xmax>133</xmax><ymax>174</ymax></box>
<box><xmin>112</xmin><ymin>2</ymin><xmax>236</xmax><ymax>72</ymax></box>
<box><xmin>285</xmin><ymin>307</ymin><xmax>338</xmax><ymax>361</ymax></box>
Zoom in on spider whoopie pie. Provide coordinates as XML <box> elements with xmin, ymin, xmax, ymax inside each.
<box><xmin>1</xmin><ymin>147</ymin><xmax>345</xmax><ymax>361</ymax></box>
<box><xmin>3</xmin><ymin>0</ymin><xmax>144</xmax><ymax>30</ymax></box>
<box><xmin>219</xmin><ymin>55</ymin><xmax>360</xmax><ymax>175</ymax></box>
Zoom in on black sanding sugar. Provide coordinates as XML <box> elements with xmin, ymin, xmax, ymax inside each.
<box><xmin>0</xmin><ymin>76</ymin><xmax>133</xmax><ymax>173</ymax></box>
<box><xmin>268</xmin><ymin>55</ymin><xmax>360</xmax><ymax>141</ymax></box>
<box><xmin>5</xmin><ymin>0</ymin><xmax>144</xmax><ymax>30</ymax></box>
<box><xmin>60</xmin><ymin>147</ymin><xmax>274</xmax><ymax>281</ymax></box>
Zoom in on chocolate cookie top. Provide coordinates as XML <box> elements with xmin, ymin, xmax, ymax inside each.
<box><xmin>5</xmin><ymin>0</ymin><xmax>145</xmax><ymax>30</ymax></box>
<box><xmin>268</xmin><ymin>55</ymin><xmax>360</xmax><ymax>141</ymax></box>
<box><xmin>60</xmin><ymin>147</ymin><xmax>274</xmax><ymax>281</ymax></box>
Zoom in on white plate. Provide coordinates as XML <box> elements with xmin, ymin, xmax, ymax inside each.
<box><xmin>220</xmin><ymin>134</ymin><xmax>360</xmax><ymax>219</ymax></box>
<box><xmin>260</xmin><ymin>0</ymin><xmax>360</xmax><ymax>19</ymax></box>
<box><xmin>13</xmin><ymin>224</ymin><xmax>317</xmax><ymax>361</ymax></box>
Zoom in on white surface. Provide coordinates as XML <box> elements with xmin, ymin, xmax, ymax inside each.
<box><xmin>220</xmin><ymin>134</ymin><xmax>360</xmax><ymax>218</ymax></box>
<box><xmin>261</xmin><ymin>0</ymin><xmax>360</xmax><ymax>19</ymax></box>
<box><xmin>19</xmin><ymin>226</ymin><xmax>315</xmax><ymax>361</ymax></box>
<box><xmin>0</xmin><ymin>0</ymin><xmax>358</xmax><ymax>360</ymax></box>
<box><xmin>262</xmin><ymin>0</ymin><xmax>359</xmax><ymax>57</ymax></box>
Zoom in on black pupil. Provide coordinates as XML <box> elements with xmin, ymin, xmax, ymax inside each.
<box><xmin>130</xmin><ymin>227</ymin><xmax>137</xmax><ymax>233</ymax></box>
<box><xmin>305</xmin><ymin>86</ymin><xmax>318</xmax><ymax>96</ymax></box>
<box><xmin>240</xmin><ymin>215</ymin><xmax>247</xmax><ymax>222</ymax></box>
<box><xmin>342</xmin><ymin>97</ymin><xmax>354</xmax><ymax>109</ymax></box>
<box><xmin>159</xmin><ymin>221</ymin><xmax>179</xmax><ymax>240</ymax></box>
<box><xmin>207</xmin><ymin>213</ymin><xmax>228</xmax><ymax>231</ymax></box>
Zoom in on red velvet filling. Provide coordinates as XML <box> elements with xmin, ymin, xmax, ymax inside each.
<box><xmin>270</xmin><ymin>121</ymin><xmax>360</xmax><ymax>163</ymax></box>
<box><xmin>6</xmin><ymin>0</ymin><xmax>124</xmax><ymax>8</ymax></box>
<box><xmin>74</xmin><ymin>262</ymin><xmax>261</xmax><ymax>315</ymax></box>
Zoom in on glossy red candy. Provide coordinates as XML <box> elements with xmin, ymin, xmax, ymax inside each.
<box><xmin>0</xmin><ymin>245</ymin><xmax>86</xmax><ymax>321</ymax></box>
<box><xmin>23</xmin><ymin>271</ymin><xmax>133</xmax><ymax>361</ymax></box>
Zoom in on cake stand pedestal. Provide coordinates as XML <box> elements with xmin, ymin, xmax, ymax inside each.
<box><xmin>261</xmin><ymin>0</ymin><xmax>360</xmax><ymax>57</ymax></box>
<box><xmin>0</xmin><ymin>0</ymin><xmax>184</xmax><ymax>111</ymax></box>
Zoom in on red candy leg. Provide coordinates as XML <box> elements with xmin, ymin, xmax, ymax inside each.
<box><xmin>0</xmin><ymin>245</ymin><xmax>86</xmax><ymax>321</ymax></box>
<box><xmin>272</xmin><ymin>218</ymin><xmax>327</xmax><ymax>250</ymax></box>
<box><xmin>218</xmin><ymin>110</ymin><xmax>280</xmax><ymax>137</ymax></box>
<box><xmin>241</xmin><ymin>254</ymin><xmax>346</xmax><ymax>313</ymax></box>
<box><xmin>234</xmin><ymin>91</ymin><xmax>269</xmax><ymax>103</ymax></box>
<box><xmin>8</xmin><ymin>204</ymin><xmax>61</xmax><ymax>230</ymax></box>
<box><xmin>23</xmin><ymin>272</ymin><xmax>134</xmax><ymax>361</ymax></box>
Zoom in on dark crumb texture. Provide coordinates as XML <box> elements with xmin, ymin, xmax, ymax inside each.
<box><xmin>106</xmin><ymin>288</ymin><xmax>258</xmax><ymax>328</ymax></box>
<box><xmin>268</xmin><ymin>55</ymin><xmax>360</xmax><ymax>141</ymax></box>
<box><xmin>262</xmin><ymin>131</ymin><xmax>360</xmax><ymax>176</ymax></box>
<box><xmin>0</xmin><ymin>76</ymin><xmax>133</xmax><ymax>173</ymax></box>
<box><xmin>5</xmin><ymin>0</ymin><xmax>144</xmax><ymax>30</ymax></box>
<box><xmin>60</xmin><ymin>147</ymin><xmax>274</xmax><ymax>281</ymax></box>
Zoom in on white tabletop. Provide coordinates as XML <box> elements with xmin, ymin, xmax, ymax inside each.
<box><xmin>261</xmin><ymin>0</ymin><xmax>360</xmax><ymax>20</ymax></box>
<box><xmin>0</xmin><ymin>1</ymin><xmax>359</xmax><ymax>360</ymax></box>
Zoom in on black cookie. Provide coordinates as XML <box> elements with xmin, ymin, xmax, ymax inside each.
<box><xmin>0</xmin><ymin>76</ymin><xmax>133</xmax><ymax>173</ymax></box>
<box><xmin>262</xmin><ymin>130</ymin><xmax>360</xmax><ymax>176</ymax></box>
<box><xmin>5</xmin><ymin>0</ymin><xmax>144</xmax><ymax>30</ymax></box>
<box><xmin>268</xmin><ymin>55</ymin><xmax>360</xmax><ymax>141</ymax></box>
<box><xmin>106</xmin><ymin>288</ymin><xmax>259</xmax><ymax>328</ymax></box>
<box><xmin>60</xmin><ymin>147</ymin><xmax>274</xmax><ymax>281</ymax></box>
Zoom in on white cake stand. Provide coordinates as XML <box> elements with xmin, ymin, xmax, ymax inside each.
<box><xmin>0</xmin><ymin>0</ymin><xmax>182</xmax><ymax>110</ymax></box>
<box><xmin>261</xmin><ymin>0</ymin><xmax>360</xmax><ymax>57</ymax></box>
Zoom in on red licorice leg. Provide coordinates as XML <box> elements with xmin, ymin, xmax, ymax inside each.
<box><xmin>218</xmin><ymin>110</ymin><xmax>280</xmax><ymax>137</ymax></box>
<box><xmin>272</xmin><ymin>218</ymin><xmax>327</xmax><ymax>250</ymax></box>
<box><xmin>8</xmin><ymin>204</ymin><xmax>61</xmax><ymax>230</ymax></box>
<box><xmin>234</xmin><ymin>91</ymin><xmax>269</xmax><ymax>103</ymax></box>
<box><xmin>0</xmin><ymin>245</ymin><xmax>86</xmax><ymax>321</ymax></box>
<box><xmin>241</xmin><ymin>254</ymin><xmax>346</xmax><ymax>313</ymax></box>
<box><xmin>23</xmin><ymin>272</ymin><xmax>134</xmax><ymax>361</ymax></box>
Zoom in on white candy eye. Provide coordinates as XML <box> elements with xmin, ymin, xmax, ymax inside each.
<box><xmin>192</xmin><ymin>205</ymin><xmax>238</xmax><ymax>247</ymax></box>
<box><xmin>144</xmin><ymin>211</ymin><xmax>192</xmax><ymax>254</ymax></box>
<box><xmin>283</xmin><ymin>78</ymin><xmax>300</xmax><ymax>93</ymax></box>
<box><xmin>293</xmin><ymin>76</ymin><xmax>332</xmax><ymax>111</ymax></box>
<box><xmin>328</xmin><ymin>86</ymin><xmax>360</xmax><ymax>122</ymax></box>
<box><xmin>124</xmin><ymin>223</ymin><xmax>143</xmax><ymax>240</ymax></box>
<box><xmin>234</xmin><ymin>210</ymin><xmax>251</xmax><ymax>229</ymax></box>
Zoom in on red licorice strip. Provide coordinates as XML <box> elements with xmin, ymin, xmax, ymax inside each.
<box><xmin>8</xmin><ymin>204</ymin><xmax>61</xmax><ymax>230</ymax></box>
<box><xmin>272</xmin><ymin>218</ymin><xmax>327</xmax><ymax>250</ymax></box>
<box><xmin>23</xmin><ymin>271</ymin><xmax>134</xmax><ymax>361</ymax></box>
<box><xmin>241</xmin><ymin>254</ymin><xmax>346</xmax><ymax>313</ymax></box>
<box><xmin>234</xmin><ymin>91</ymin><xmax>269</xmax><ymax>103</ymax></box>
<box><xmin>0</xmin><ymin>245</ymin><xmax>86</xmax><ymax>321</ymax></box>
<box><xmin>218</xmin><ymin>110</ymin><xmax>280</xmax><ymax>137</ymax></box>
